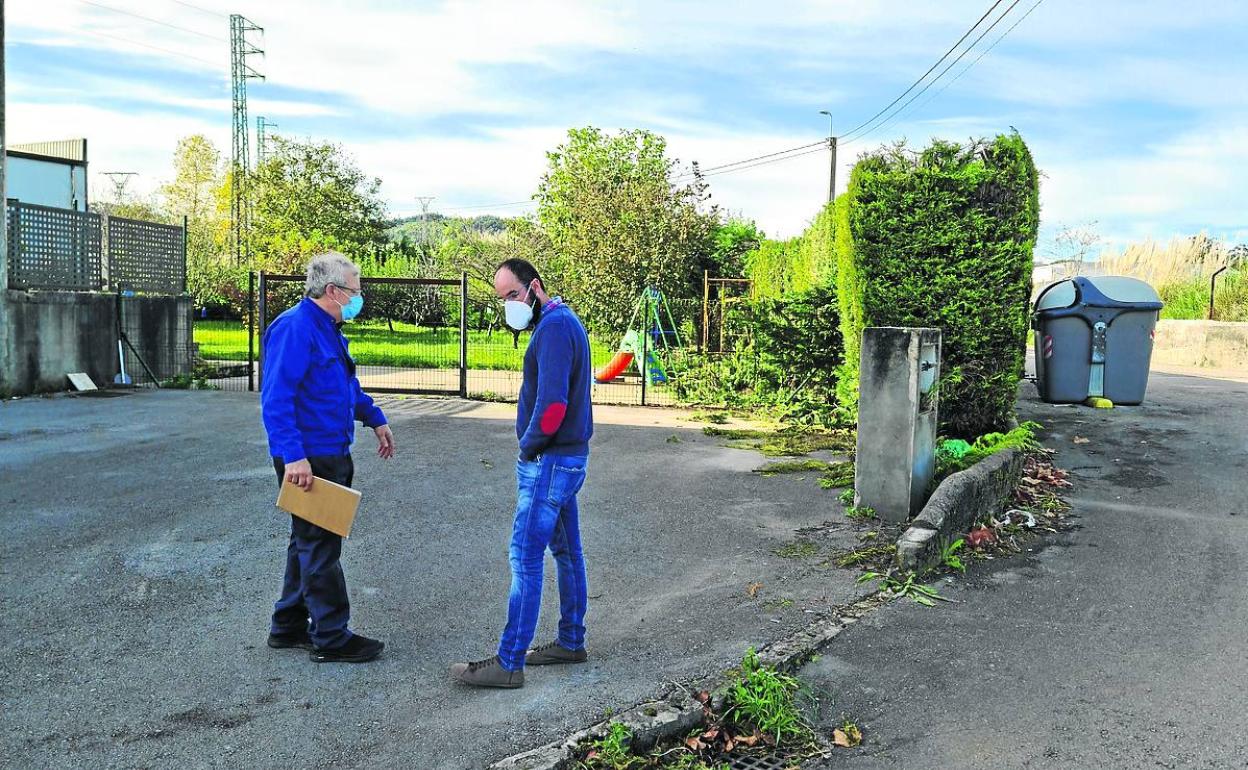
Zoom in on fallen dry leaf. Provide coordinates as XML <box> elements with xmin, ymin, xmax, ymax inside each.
<box><xmin>746</xmin><ymin>582</ymin><xmax>763</xmax><ymax>598</ymax></box>
<box><xmin>1073</xmin><ymin>436</ymin><xmax>1090</xmax><ymax>444</ymax></box>
<box><xmin>736</xmin><ymin>733</ymin><xmax>760</xmax><ymax>747</ymax></box>
<box><xmin>684</xmin><ymin>736</ymin><xmax>705</xmax><ymax>751</ymax></box>
<box><xmin>967</xmin><ymin>526</ymin><xmax>997</xmax><ymax>548</ymax></box>
<box><xmin>833</xmin><ymin>724</ymin><xmax>863</xmax><ymax>748</ymax></box>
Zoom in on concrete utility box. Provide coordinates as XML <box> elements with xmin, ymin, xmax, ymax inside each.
<box><xmin>854</xmin><ymin>327</ymin><xmax>942</xmax><ymax>523</ymax></box>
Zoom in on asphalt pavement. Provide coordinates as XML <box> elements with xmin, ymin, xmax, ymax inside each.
<box><xmin>802</xmin><ymin>372</ymin><xmax>1248</xmax><ymax>769</ymax></box>
<box><xmin>1</xmin><ymin>391</ymin><xmax>867</xmax><ymax>769</ymax></box>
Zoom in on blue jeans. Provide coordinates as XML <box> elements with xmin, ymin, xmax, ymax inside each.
<box><xmin>496</xmin><ymin>453</ymin><xmax>589</xmax><ymax>671</ymax></box>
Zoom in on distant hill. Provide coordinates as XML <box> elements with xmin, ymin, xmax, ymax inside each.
<box><xmin>387</xmin><ymin>213</ymin><xmax>512</xmax><ymax>241</ymax></box>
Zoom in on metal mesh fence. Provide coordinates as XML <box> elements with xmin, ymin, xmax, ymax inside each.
<box><xmin>107</xmin><ymin>216</ymin><xmax>186</xmax><ymax>294</ymax></box>
<box><xmin>5</xmin><ymin>201</ymin><xmax>103</xmax><ymax>290</ymax></box>
<box><xmin>117</xmin><ymin>295</ymin><xmax>195</xmax><ymax>388</ymax></box>
<box><xmin>188</xmin><ymin>274</ymin><xmax>763</xmax><ymax>407</ymax></box>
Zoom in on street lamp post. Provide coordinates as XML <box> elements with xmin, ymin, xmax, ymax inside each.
<box><xmin>819</xmin><ymin>110</ymin><xmax>837</xmax><ymax>203</ymax></box>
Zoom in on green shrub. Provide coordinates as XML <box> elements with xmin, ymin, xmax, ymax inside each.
<box><xmin>837</xmin><ymin>133</ymin><xmax>1039</xmax><ymax>437</ymax></box>
<box><xmin>675</xmin><ymin>280</ymin><xmax>844</xmax><ymax>426</ymax></box>
<box><xmin>935</xmin><ymin>420</ymin><xmax>1041</xmax><ymax>480</ymax></box>
<box><xmin>1158</xmin><ymin>268</ymin><xmax>1247</xmax><ymax>322</ymax></box>
<box><xmin>742</xmin><ymin>202</ymin><xmax>837</xmax><ymax>301</ymax></box>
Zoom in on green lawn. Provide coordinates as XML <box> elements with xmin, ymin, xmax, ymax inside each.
<box><xmin>193</xmin><ymin>320</ymin><xmax>619</xmax><ymax>371</ymax></box>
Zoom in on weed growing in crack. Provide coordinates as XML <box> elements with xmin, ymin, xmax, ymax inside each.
<box><xmin>940</xmin><ymin>537</ymin><xmax>968</xmax><ymax>574</ymax></box>
<box><xmin>844</xmin><ymin>505</ymin><xmax>876</xmax><ymax>520</ymax></box>
<box><xmin>857</xmin><ymin>570</ymin><xmax>949</xmax><ymax>606</ymax></box>
<box><xmin>576</xmin><ymin>721</ymin><xmax>641</xmax><ymax>769</ymax></box>
<box><xmin>725</xmin><ymin>649</ymin><xmax>813</xmax><ymax>745</ymax></box>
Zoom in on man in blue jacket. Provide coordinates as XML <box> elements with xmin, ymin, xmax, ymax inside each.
<box><xmin>451</xmin><ymin>259</ymin><xmax>594</xmax><ymax>688</ymax></box>
<box><xmin>261</xmin><ymin>252</ymin><xmax>395</xmax><ymax>664</ymax></box>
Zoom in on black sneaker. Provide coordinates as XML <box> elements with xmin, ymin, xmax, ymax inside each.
<box><xmin>450</xmin><ymin>655</ymin><xmax>525</xmax><ymax>688</ymax></box>
<box><xmin>526</xmin><ymin>640</ymin><xmax>588</xmax><ymax>666</ymax></box>
<box><xmin>267</xmin><ymin>629</ymin><xmax>313</xmax><ymax>650</ymax></box>
<box><xmin>309</xmin><ymin>634</ymin><xmax>384</xmax><ymax>663</ymax></box>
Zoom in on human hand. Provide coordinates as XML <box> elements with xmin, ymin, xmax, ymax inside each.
<box><xmin>375</xmin><ymin>425</ymin><xmax>395</xmax><ymax>460</ymax></box>
<box><xmin>285</xmin><ymin>458</ymin><xmax>314</xmax><ymax>490</ymax></box>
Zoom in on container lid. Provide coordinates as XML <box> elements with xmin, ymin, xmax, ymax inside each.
<box><xmin>1083</xmin><ymin>275</ymin><xmax>1162</xmax><ymax>304</ymax></box>
<box><xmin>1034</xmin><ymin>279</ymin><xmax>1077</xmax><ymax>311</ymax></box>
<box><xmin>1035</xmin><ymin>275</ymin><xmax>1162</xmax><ymax>312</ymax></box>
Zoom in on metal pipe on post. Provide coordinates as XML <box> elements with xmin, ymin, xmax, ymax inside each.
<box><xmin>459</xmin><ymin>271</ymin><xmax>469</xmax><ymax>399</ymax></box>
<box><xmin>1209</xmin><ymin>266</ymin><xmax>1229</xmax><ymax>321</ymax></box>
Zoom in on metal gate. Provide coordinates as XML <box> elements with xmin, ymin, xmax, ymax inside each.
<box><xmin>258</xmin><ymin>272</ymin><xmax>469</xmax><ymax>397</ymax></box>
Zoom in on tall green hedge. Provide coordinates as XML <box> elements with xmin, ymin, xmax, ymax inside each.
<box><xmin>743</xmin><ymin>202</ymin><xmax>838</xmax><ymax>300</ymax></box>
<box><xmin>836</xmin><ymin>132</ymin><xmax>1039</xmax><ymax>437</ymax></box>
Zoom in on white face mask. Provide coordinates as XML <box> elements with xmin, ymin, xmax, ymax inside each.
<box><xmin>504</xmin><ymin>283</ymin><xmax>537</xmax><ymax>330</ymax></box>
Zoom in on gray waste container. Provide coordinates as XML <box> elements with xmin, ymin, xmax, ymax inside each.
<box><xmin>1032</xmin><ymin>276</ymin><xmax>1163</xmax><ymax>405</ymax></box>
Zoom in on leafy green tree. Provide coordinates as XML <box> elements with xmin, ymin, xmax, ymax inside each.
<box><xmin>160</xmin><ymin>135</ymin><xmax>228</xmax><ymax>307</ymax></box>
<box><xmin>250</xmin><ymin>137</ymin><xmax>389</xmax><ymax>259</ymax></box>
<box><xmin>708</xmin><ymin>218</ymin><xmax>764</xmax><ymax>278</ymax></box>
<box><xmin>535</xmin><ymin>127</ymin><xmax>718</xmax><ymax>335</ymax></box>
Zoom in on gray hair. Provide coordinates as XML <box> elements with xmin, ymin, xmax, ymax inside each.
<box><xmin>305</xmin><ymin>252</ymin><xmax>360</xmax><ymax>298</ymax></box>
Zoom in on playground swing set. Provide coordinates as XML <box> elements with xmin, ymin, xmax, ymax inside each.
<box><xmin>594</xmin><ymin>287</ymin><xmax>684</xmax><ymax>385</ymax></box>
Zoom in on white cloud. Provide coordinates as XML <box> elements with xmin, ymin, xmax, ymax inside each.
<box><xmin>7</xmin><ymin>102</ymin><xmax>227</xmax><ymax>200</ymax></box>
<box><xmin>6</xmin><ymin>0</ymin><xmax>1247</xmax><ymax>248</ymax></box>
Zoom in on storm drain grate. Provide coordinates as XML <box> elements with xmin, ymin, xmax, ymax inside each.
<box><xmin>724</xmin><ymin>747</ymin><xmax>810</xmax><ymax>770</ymax></box>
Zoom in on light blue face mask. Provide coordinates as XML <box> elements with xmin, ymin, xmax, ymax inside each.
<box><xmin>341</xmin><ymin>294</ymin><xmax>364</xmax><ymax>321</ymax></box>
<box><xmin>336</xmin><ymin>290</ymin><xmax>364</xmax><ymax>321</ymax></box>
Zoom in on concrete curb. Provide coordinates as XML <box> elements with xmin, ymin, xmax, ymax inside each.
<box><xmin>895</xmin><ymin>448</ymin><xmax>1026</xmax><ymax>572</ymax></box>
<box><xmin>489</xmin><ymin>595</ymin><xmax>888</xmax><ymax>770</ymax></box>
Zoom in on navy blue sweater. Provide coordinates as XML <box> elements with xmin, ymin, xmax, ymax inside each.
<box><xmin>261</xmin><ymin>298</ymin><xmax>387</xmax><ymax>463</ymax></box>
<box><xmin>517</xmin><ymin>301</ymin><xmax>593</xmax><ymax>460</ymax></box>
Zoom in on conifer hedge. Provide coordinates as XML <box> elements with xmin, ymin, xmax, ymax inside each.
<box><xmin>835</xmin><ymin>132</ymin><xmax>1040</xmax><ymax>437</ymax></box>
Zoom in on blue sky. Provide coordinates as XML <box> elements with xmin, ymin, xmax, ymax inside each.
<box><xmin>8</xmin><ymin>0</ymin><xmax>1247</xmax><ymax>258</ymax></box>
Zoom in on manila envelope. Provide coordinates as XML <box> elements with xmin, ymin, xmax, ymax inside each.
<box><xmin>276</xmin><ymin>476</ymin><xmax>362</xmax><ymax>538</ymax></box>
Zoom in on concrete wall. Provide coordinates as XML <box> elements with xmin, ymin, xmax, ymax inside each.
<box><xmin>1152</xmin><ymin>320</ymin><xmax>1248</xmax><ymax>371</ymax></box>
<box><xmin>2</xmin><ymin>291</ymin><xmax>192</xmax><ymax>394</ymax></box>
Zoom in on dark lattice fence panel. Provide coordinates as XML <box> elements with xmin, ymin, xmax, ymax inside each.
<box><xmin>107</xmin><ymin>216</ymin><xmax>185</xmax><ymax>294</ymax></box>
<box><xmin>6</xmin><ymin>201</ymin><xmax>103</xmax><ymax>290</ymax></box>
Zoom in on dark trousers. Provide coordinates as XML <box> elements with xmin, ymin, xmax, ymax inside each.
<box><xmin>271</xmin><ymin>455</ymin><xmax>354</xmax><ymax>650</ymax></box>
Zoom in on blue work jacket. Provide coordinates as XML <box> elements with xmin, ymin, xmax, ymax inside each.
<box><xmin>260</xmin><ymin>297</ymin><xmax>386</xmax><ymax>463</ymax></box>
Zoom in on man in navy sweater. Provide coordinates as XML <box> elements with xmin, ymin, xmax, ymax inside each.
<box><xmin>261</xmin><ymin>252</ymin><xmax>395</xmax><ymax>664</ymax></box>
<box><xmin>451</xmin><ymin>259</ymin><xmax>594</xmax><ymax>688</ymax></box>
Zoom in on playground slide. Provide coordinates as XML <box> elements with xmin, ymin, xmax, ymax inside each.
<box><xmin>594</xmin><ymin>351</ymin><xmax>635</xmax><ymax>383</ymax></box>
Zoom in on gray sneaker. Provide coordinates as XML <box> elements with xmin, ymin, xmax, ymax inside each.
<box><xmin>526</xmin><ymin>641</ymin><xmax>588</xmax><ymax>666</ymax></box>
<box><xmin>450</xmin><ymin>655</ymin><xmax>524</xmax><ymax>689</ymax></box>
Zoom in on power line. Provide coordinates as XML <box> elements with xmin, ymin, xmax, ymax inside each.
<box><xmin>78</xmin><ymin>0</ymin><xmax>226</xmax><ymax>42</ymax></box>
<box><xmin>902</xmin><ymin>0</ymin><xmax>1046</xmax><ymax>121</ymax></box>
<box><xmin>441</xmin><ymin>200</ymin><xmax>535</xmax><ymax>212</ymax></box>
<box><xmin>74</xmin><ymin>26</ymin><xmax>220</xmax><ymax>67</ymax></box>
<box><xmin>840</xmin><ymin>0</ymin><xmax>1007</xmax><ymax>142</ymax></box>
<box><xmin>699</xmin><ymin>146</ymin><xmax>829</xmax><ymax>179</ymax></box>
<box><xmin>688</xmin><ymin>141</ymin><xmax>826</xmax><ymax>176</ymax></box>
<box><xmin>166</xmin><ymin>0</ymin><xmax>227</xmax><ymax>18</ymax></box>
<box><xmin>670</xmin><ymin>140</ymin><xmax>827</xmax><ymax>184</ymax></box>
<box><xmin>842</xmin><ymin>0</ymin><xmax>1025</xmax><ymax>147</ymax></box>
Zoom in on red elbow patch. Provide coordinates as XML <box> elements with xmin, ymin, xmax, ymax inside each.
<box><xmin>539</xmin><ymin>402</ymin><xmax>567</xmax><ymax>434</ymax></box>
